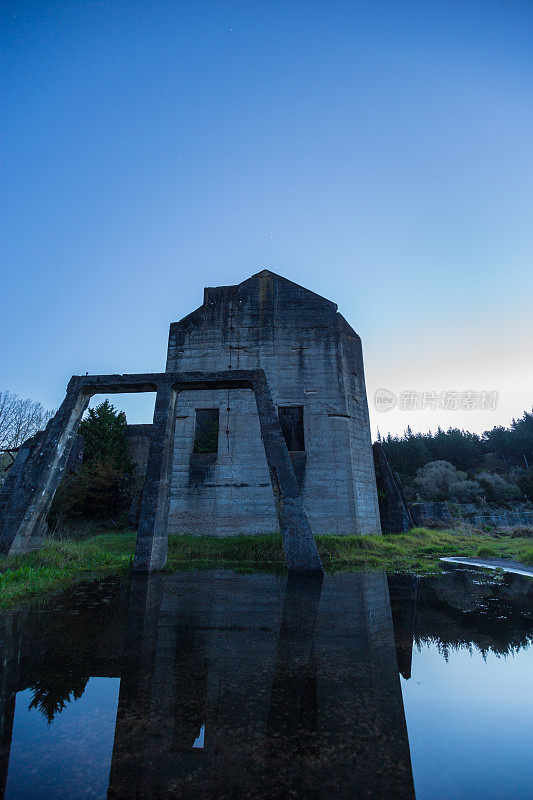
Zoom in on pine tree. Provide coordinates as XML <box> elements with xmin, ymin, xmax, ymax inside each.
<box><xmin>79</xmin><ymin>400</ymin><xmax>133</xmax><ymax>472</ymax></box>
<box><xmin>50</xmin><ymin>400</ymin><xmax>135</xmax><ymax>522</ymax></box>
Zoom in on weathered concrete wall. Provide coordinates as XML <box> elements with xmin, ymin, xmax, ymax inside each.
<box><xmin>165</xmin><ymin>270</ymin><xmax>381</xmax><ymax>537</ymax></box>
<box><xmin>125</xmin><ymin>424</ymin><xmax>152</xmax><ymax>477</ymax></box>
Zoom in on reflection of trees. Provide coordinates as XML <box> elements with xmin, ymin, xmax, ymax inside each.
<box><xmin>28</xmin><ymin>675</ymin><xmax>88</xmax><ymax>723</ymax></box>
<box><xmin>415</xmin><ymin>627</ymin><xmax>533</xmax><ymax>662</ymax></box>
<box><xmin>414</xmin><ymin>570</ymin><xmax>533</xmax><ymax>660</ymax></box>
<box><xmin>389</xmin><ymin>569</ymin><xmax>533</xmax><ymax>674</ymax></box>
<box><xmin>12</xmin><ymin>577</ymin><xmax>127</xmax><ymax>723</ymax></box>
<box><xmin>6</xmin><ymin>568</ymin><xmax>532</xmax><ymax>734</ymax></box>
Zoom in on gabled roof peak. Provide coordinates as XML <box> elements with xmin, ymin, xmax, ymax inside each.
<box><xmin>240</xmin><ymin>268</ymin><xmax>284</xmax><ymax>282</ymax></box>
<box><xmin>237</xmin><ymin>269</ymin><xmax>336</xmax><ymax>309</ymax></box>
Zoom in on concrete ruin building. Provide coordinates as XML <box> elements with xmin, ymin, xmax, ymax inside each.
<box><xmin>140</xmin><ymin>269</ymin><xmax>382</xmax><ymax>538</ymax></box>
<box><xmin>0</xmin><ymin>270</ymin><xmax>383</xmax><ymax>571</ymax></box>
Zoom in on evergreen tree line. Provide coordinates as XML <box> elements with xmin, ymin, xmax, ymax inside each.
<box><xmin>379</xmin><ymin>410</ymin><xmax>533</xmax><ymax>482</ymax></box>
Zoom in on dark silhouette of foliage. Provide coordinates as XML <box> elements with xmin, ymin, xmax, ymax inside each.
<box><xmin>517</xmin><ymin>468</ymin><xmax>533</xmax><ymax>502</ymax></box>
<box><xmin>79</xmin><ymin>400</ymin><xmax>133</xmax><ymax>472</ymax></box>
<box><xmin>381</xmin><ymin>410</ymin><xmax>532</xmax><ymax>481</ymax></box>
<box><xmin>193</xmin><ymin>421</ymin><xmax>219</xmax><ymax>453</ymax></box>
<box><xmin>28</xmin><ymin>675</ymin><xmax>89</xmax><ymax>723</ymax></box>
<box><xmin>193</xmin><ymin>409</ymin><xmax>219</xmax><ymax>453</ymax></box>
<box><xmin>50</xmin><ymin>401</ymin><xmax>135</xmax><ymax>522</ymax></box>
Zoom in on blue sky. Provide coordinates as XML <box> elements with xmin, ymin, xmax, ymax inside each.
<box><xmin>2</xmin><ymin>0</ymin><xmax>532</xmax><ymax>436</ymax></box>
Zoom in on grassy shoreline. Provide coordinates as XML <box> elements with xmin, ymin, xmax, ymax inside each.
<box><xmin>1</xmin><ymin>526</ymin><xmax>532</xmax><ymax>607</ymax></box>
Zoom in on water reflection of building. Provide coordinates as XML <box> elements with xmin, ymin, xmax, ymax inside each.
<box><xmin>1</xmin><ymin>572</ymin><xmax>417</xmax><ymax>800</ymax></box>
<box><xmin>3</xmin><ymin>568</ymin><xmax>530</xmax><ymax>798</ymax></box>
<box><xmin>106</xmin><ymin>572</ymin><xmax>415</xmax><ymax>799</ymax></box>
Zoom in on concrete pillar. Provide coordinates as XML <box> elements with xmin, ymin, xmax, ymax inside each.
<box><xmin>252</xmin><ymin>371</ymin><xmax>323</xmax><ymax>574</ymax></box>
<box><xmin>0</xmin><ymin>610</ymin><xmax>25</xmax><ymax>800</ymax></box>
<box><xmin>314</xmin><ymin>573</ymin><xmax>415</xmax><ymax>800</ymax></box>
<box><xmin>0</xmin><ymin>378</ymin><xmax>89</xmax><ymax>556</ymax></box>
<box><xmin>107</xmin><ymin>574</ymin><xmax>164</xmax><ymax>800</ymax></box>
<box><xmin>266</xmin><ymin>574</ymin><xmax>323</xmax><ymax>741</ymax></box>
<box><xmin>133</xmin><ymin>385</ymin><xmax>178</xmax><ymax>573</ymax></box>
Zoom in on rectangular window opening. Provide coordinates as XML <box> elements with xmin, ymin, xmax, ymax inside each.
<box><xmin>193</xmin><ymin>409</ymin><xmax>219</xmax><ymax>454</ymax></box>
<box><xmin>278</xmin><ymin>406</ymin><xmax>305</xmax><ymax>451</ymax></box>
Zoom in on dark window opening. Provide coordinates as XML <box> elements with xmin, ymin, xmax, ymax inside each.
<box><xmin>278</xmin><ymin>406</ymin><xmax>305</xmax><ymax>451</ymax></box>
<box><xmin>193</xmin><ymin>409</ymin><xmax>219</xmax><ymax>453</ymax></box>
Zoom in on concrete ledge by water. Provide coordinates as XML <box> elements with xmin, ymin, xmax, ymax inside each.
<box><xmin>440</xmin><ymin>556</ymin><xmax>533</xmax><ymax>578</ymax></box>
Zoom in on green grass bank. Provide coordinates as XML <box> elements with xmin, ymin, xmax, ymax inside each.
<box><xmin>1</xmin><ymin>526</ymin><xmax>532</xmax><ymax>607</ymax></box>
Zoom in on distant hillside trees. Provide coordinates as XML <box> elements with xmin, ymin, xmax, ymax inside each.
<box><xmin>379</xmin><ymin>410</ymin><xmax>533</xmax><ymax>482</ymax></box>
<box><xmin>517</xmin><ymin>469</ymin><xmax>533</xmax><ymax>502</ymax></box>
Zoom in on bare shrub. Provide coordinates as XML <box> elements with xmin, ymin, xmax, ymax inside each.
<box><xmin>414</xmin><ymin>461</ymin><xmax>483</xmax><ymax>503</ymax></box>
<box><xmin>0</xmin><ymin>389</ymin><xmax>54</xmax><ymax>450</ymax></box>
<box><xmin>448</xmin><ymin>479</ymin><xmax>480</xmax><ymax>502</ymax></box>
<box><xmin>413</xmin><ymin>461</ymin><xmax>458</xmax><ymax>500</ymax></box>
<box><xmin>414</xmin><ymin>460</ymin><xmax>524</xmax><ymax>504</ymax></box>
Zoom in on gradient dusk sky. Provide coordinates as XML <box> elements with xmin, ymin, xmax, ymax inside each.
<box><xmin>2</xmin><ymin>0</ymin><xmax>532</xmax><ymax>437</ymax></box>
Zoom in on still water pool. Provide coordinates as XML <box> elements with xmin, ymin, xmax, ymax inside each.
<box><xmin>0</xmin><ymin>567</ymin><xmax>531</xmax><ymax>799</ymax></box>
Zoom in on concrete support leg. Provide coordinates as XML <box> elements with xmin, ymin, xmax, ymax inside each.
<box><xmin>253</xmin><ymin>372</ymin><xmax>323</xmax><ymax>574</ymax></box>
<box><xmin>107</xmin><ymin>574</ymin><xmax>164</xmax><ymax>800</ymax></box>
<box><xmin>0</xmin><ymin>609</ymin><xmax>24</xmax><ymax>799</ymax></box>
<box><xmin>0</xmin><ymin>378</ymin><xmax>89</xmax><ymax>556</ymax></box>
<box><xmin>133</xmin><ymin>385</ymin><xmax>178</xmax><ymax>572</ymax></box>
<box><xmin>267</xmin><ymin>573</ymin><xmax>323</xmax><ymax>731</ymax></box>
